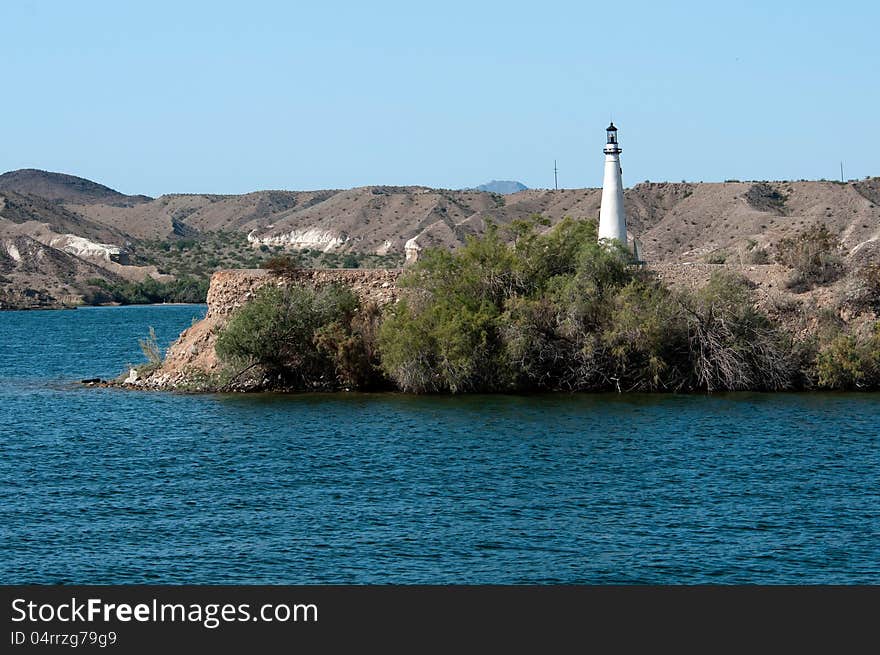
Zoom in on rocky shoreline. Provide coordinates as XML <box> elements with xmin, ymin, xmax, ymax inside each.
<box><xmin>0</xmin><ymin>288</ymin><xmax>77</xmax><ymax>310</ymax></box>
<box><xmin>109</xmin><ymin>268</ymin><xmax>403</xmax><ymax>391</ymax></box>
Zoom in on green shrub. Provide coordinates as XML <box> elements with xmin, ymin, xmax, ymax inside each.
<box><xmin>377</xmin><ymin>219</ymin><xmax>798</xmax><ymax>393</ymax></box>
<box><xmin>602</xmin><ymin>280</ymin><xmax>690</xmax><ymax>391</ymax></box>
<box><xmin>815</xmin><ymin>334</ymin><xmax>867</xmax><ymax>389</ymax></box>
<box><xmin>314</xmin><ymin>301</ymin><xmax>386</xmax><ymax>389</ymax></box>
<box><xmin>379</xmin><ymin>218</ymin><xmax>640</xmax><ymax>393</ymax></box>
<box><xmin>215</xmin><ymin>283</ymin><xmax>378</xmax><ymax>390</ymax></box>
<box><xmin>814</xmin><ymin>326</ymin><xmax>880</xmax><ymax>389</ymax></box>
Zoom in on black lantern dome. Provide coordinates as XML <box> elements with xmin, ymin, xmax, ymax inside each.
<box><xmin>606</xmin><ymin>122</ymin><xmax>618</xmax><ymax>144</ymax></box>
<box><xmin>604</xmin><ymin>122</ymin><xmax>621</xmax><ymax>153</ymax></box>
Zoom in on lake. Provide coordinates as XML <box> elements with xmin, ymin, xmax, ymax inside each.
<box><xmin>1</xmin><ymin>305</ymin><xmax>878</xmax><ymax>583</ymax></box>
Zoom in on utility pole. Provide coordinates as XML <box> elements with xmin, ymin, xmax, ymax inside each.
<box><xmin>840</xmin><ymin>161</ymin><xmax>845</xmax><ymax>183</ymax></box>
<box><xmin>554</xmin><ymin>160</ymin><xmax>558</xmax><ymax>190</ymax></box>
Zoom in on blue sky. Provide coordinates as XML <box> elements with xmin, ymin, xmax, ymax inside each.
<box><xmin>1</xmin><ymin>1</ymin><xmax>877</xmax><ymax>196</ymax></box>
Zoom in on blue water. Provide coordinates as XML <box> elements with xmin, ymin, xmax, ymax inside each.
<box><xmin>1</xmin><ymin>305</ymin><xmax>878</xmax><ymax>584</ymax></box>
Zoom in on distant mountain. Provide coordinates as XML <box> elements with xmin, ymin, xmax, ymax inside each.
<box><xmin>472</xmin><ymin>180</ymin><xmax>528</xmax><ymax>194</ymax></box>
<box><xmin>0</xmin><ymin>169</ymin><xmax>151</xmax><ymax>206</ymax></box>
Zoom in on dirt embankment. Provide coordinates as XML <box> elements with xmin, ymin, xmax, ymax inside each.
<box><xmin>654</xmin><ymin>261</ymin><xmax>876</xmax><ymax>339</ymax></box>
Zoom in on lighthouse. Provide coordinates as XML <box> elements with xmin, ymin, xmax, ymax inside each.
<box><xmin>598</xmin><ymin>122</ymin><xmax>628</xmax><ymax>248</ymax></box>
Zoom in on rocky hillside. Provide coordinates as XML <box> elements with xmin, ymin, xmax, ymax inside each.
<box><xmin>1</xmin><ymin>168</ymin><xmax>879</xmax><ymax>309</ymax></box>
<box><xmin>0</xmin><ymin>169</ymin><xmax>151</xmax><ymax>205</ymax></box>
<box><xmin>630</xmin><ymin>179</ymin><xmax>880</xmax><ymax>264</ymax></box>
<box><xmin>0</xmin><ymin>184</ymin><xmax>164</xmax><ymax>308</ymax></box>
<box><xmin>67</xmin><ymin>177</ymin><xmax>880</xmax><ymax>263</ymax></box>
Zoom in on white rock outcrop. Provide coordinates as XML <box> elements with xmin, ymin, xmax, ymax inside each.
<box><xmin>247</xmin><ymin>228</ymin><xmax>347</xmax><ymax>253</ymax></box>
<box><xmin>4</xmin><ymin>241</ymin><xmax>22</xmax><ymax>262</ymax></box>
<box><xmin>48</xmin><ymin>234</ymin><xmax>124</xmax><ymax>262</ymax></box>
<box><xmin>404</xmin><ymin>237</ymin><xmax>422</xmax><ymax>264</ymax></box>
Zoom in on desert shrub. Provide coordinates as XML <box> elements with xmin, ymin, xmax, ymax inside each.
<box><xmin>740</xmin><ymin>240</ymin><xmax>770</xmax><ymax>264</ymax></box>
<box><xmin>263</xmin><ymin>254</ymin><xmax>302</xmax><ymax>276</ymax></box>
<box><xmin>680</xmin><ymin>272</ymin><xmax>796</xmax><ymax>391</ymax></box>
<box><xmin>705</xmin><ymin>251</ymin><xmax>727</xmax><ymax>264</ymax></box>
<box><xmin>814</xmin><ymin>325</ymin><xmax>880</xmax><ymax>389</ymax></box>
<box><xmin>139</xmin><ymin>326</ymin><xmax>163</xmax><ymax>366</ymax></box>
<box><xmin>379</xmin><ymin>218</ymin><xmax>642</xmax><ymax>393</ymax></box>
<box><xmin>80</xmin><ymin>283</ymin><xmax>115</xmax><ymax>305</ymax></box>
<box><xmin>602</xmin><ymin>280</ymin><xmax>691</xmax><ymax>391</ymax></box>
<box><xmin>746</xmin><ymin>183</ymin><xmax>788</xmax><ymax>213</ymax></box>
<box><xmin>134</xmin><ymin>326</ymin><xmax>163</xmax><ymax>375</ymax></box>
<box><xmin>742</xmin><ymin>247</ymin><xmax>770</xmax><ymax>264</ymax></box>
<box><xmin>314</xmin><ymin>301</ymin><xmax>387</xmax><ymax>389</ymax></box>
<box><xmin>776</xmin><ymin>224</ymin><xmax>844</xmax><ymax>291</ymax></box>
<box><xmin>341</xmin><ymin>254</ymin><xmax>360</xmax><ymax>268</ymax></box>
<box><xmin>215</xmin><ymin>284</ymin><xmax>363</xmax><ymax>389</ymax></box>
<box><xmin>843</xmin><ymin>263</ymin><xmax>880</xmax><ymax>312</ymax></box>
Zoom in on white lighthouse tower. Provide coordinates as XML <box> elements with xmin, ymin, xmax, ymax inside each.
<box><xmin>598</xmin><ymin>122</ymin><xmax>628</xmax><ymax>248</ymax></box>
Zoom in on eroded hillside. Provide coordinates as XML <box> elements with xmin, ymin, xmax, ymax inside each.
<box><xmin>1</xmin><ymin>168</ymin><xmax>879</xmax><ymax>309</ymax></box>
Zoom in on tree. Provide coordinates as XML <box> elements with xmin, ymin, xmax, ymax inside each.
<box><xmin>379</xmin><ymin>217</ymin><xmax>639</xmax><ymax>392</ymax></box>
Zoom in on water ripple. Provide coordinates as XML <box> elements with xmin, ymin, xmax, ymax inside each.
<box><xmin>1</xmin><ymin>307</ymin><xmax>879</xmax><ymax>583</ymax></box>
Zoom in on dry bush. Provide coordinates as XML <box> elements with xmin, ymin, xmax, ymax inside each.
<box><xmin>775</xmin><ymin>223</ymin><xmax>845</xmax><ymax>291</ymax></box>
<box><xmin>843</xmin><ymin>263</ymin><xmax>880</xmax><ymax>313</ymax></box>
<box><xmin>263</xmin><ymin>254</ymin><xmax>302</xmax><ymax>277</ymax></box>
<box><xmin>680</xmin><ymin>273</ymin><xmax>795</xmax><ymax>391</ymax></box>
